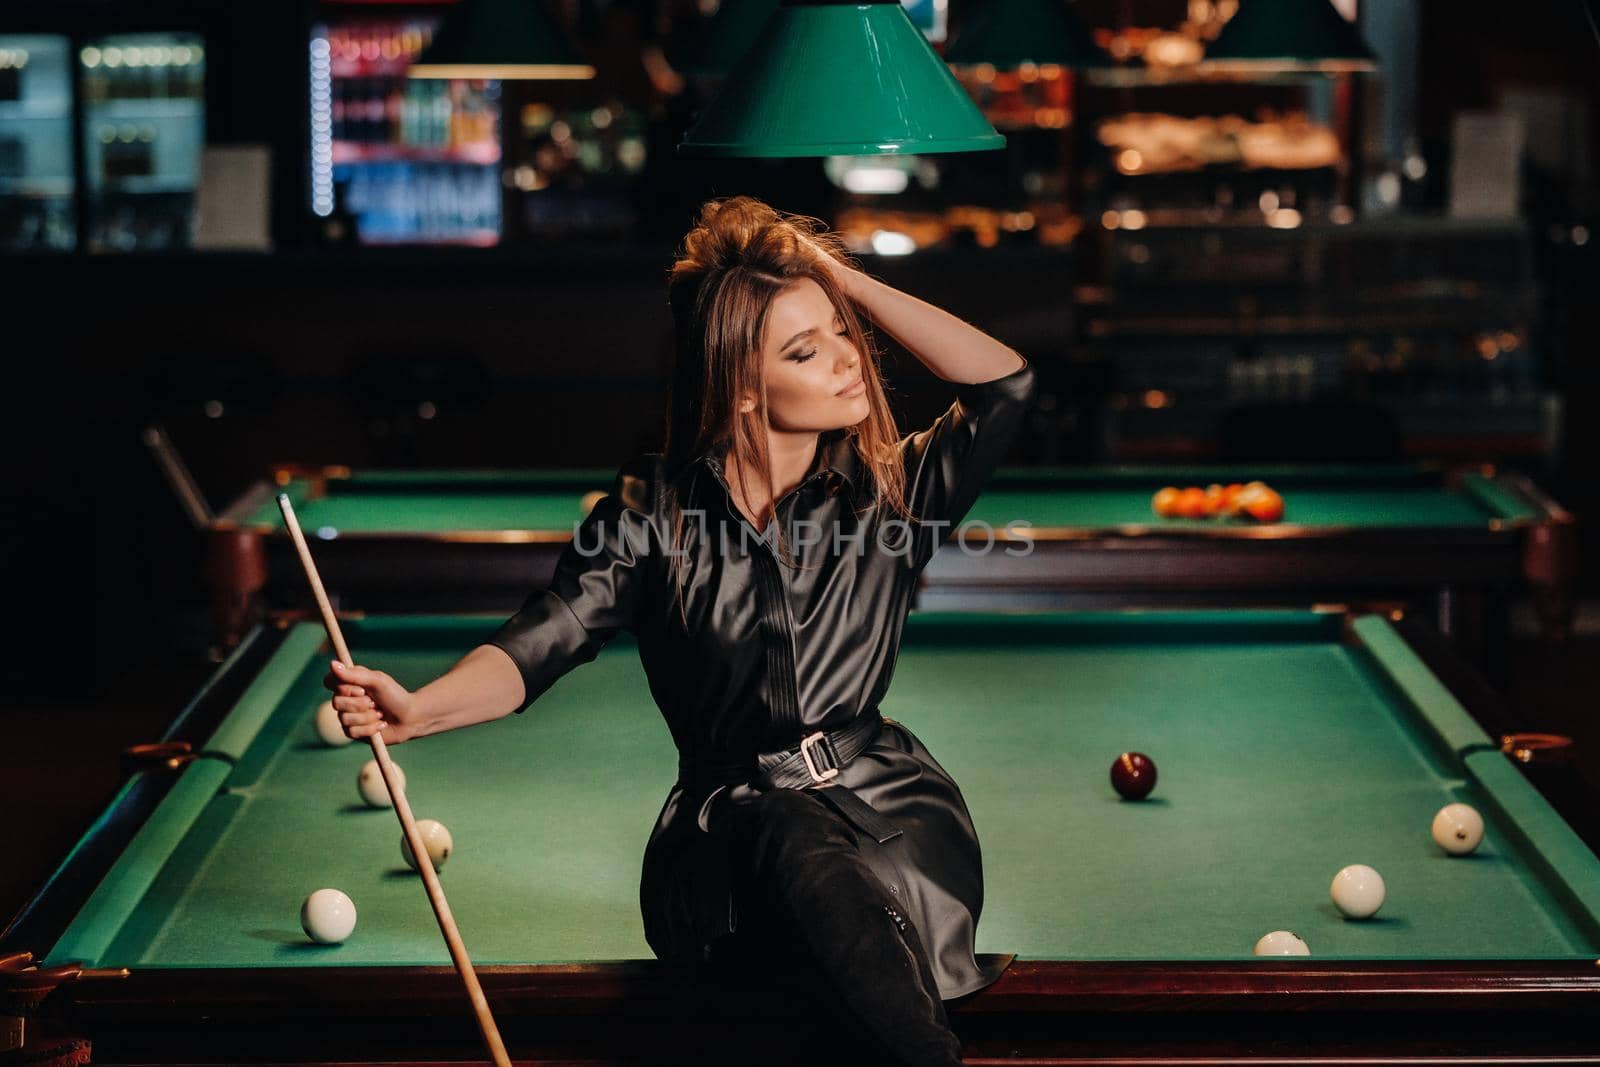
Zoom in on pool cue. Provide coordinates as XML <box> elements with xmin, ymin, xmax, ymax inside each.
<box><xmin>142</xmin><ymin>425</ymin><xmax>215</xmax><ymax>530</ymax></box>
<box><xmin>276</xmin><ymin>493</ymin><xmax>512</xmax><ymax>1067</ymax></box>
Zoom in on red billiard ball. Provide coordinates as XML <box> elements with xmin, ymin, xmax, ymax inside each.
<box><xmin>1110</xmin><ymin>752</ymin><xmax>1157</xmax><ymax>799</ymax></box>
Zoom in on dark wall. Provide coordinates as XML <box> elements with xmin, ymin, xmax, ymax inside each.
<box><xmin>1417</xmin><ymin>0</ymin><xmax>1600</xmax><ymax>598</ymax></box>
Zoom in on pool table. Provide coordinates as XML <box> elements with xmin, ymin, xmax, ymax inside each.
<box><xmin>6</xmin><ymin>609</ymin><xmax>1599</xmax><ymax>1064</ymax></box>
<box><xmin>206</xmin><ymin>463</ymin><xmax>1575</xmax><ymax>673</ymax></box>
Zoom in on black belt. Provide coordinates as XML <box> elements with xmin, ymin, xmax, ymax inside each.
<box><xmin>678</xmin><ymin>712</ymin><xmax>902</xmax><ymax>845</ymax></box>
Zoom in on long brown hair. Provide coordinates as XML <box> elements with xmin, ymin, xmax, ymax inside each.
<box><xmin>661</xmin><ymin>196</ymin><xmax>912</xmax><ymax>623</ymax></box>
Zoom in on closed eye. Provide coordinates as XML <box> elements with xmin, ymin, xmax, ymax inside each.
<box><xmin>788</xmin><ymin>321</ymin><xmax>849</xmax><ymax>362</ymax></box>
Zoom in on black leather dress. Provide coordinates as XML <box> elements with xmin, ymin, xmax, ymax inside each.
<box><xmin>486</xmin><ymin>359</ymin><xmax>1037</xmax><ymax>999</ymax></box>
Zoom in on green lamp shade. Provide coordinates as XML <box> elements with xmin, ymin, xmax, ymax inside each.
<box><xmin>944</xmin><ymin>0</ymin><xmax>1111</xmax><ymax>69</ymax></box>
<box><xmin>678</xmin><ymin>0</ymin><xmax>1005</xmax><ymax>157</ymax></box>
<box><xmin>1204</xmin><ymin>0</ymin><xmax>1376</xmax><ymax>72</ymax></box>
<box><xmin>409</xmin><ymin>0</ymin><xmax>594</xmax><ymax>80</ymax></box>
<box><xmin>680</xmin><ymin>0</ymin><xmax>781</xmax><ymax>78</ymax></box>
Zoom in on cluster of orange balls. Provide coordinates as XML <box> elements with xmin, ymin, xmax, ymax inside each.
<box><xmin>1151</xmin><ymin>481</ymin><xmax>1285</xmax><ymax>522</ymax></box>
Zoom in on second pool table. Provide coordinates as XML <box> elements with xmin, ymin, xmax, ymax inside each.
<box><xmin>6</xmin><ymin>609</ymin><xmax>1598</xmax><ymax>1063</ymax></box>
<box><xmin>206</xmin><ymin>463</ymin><xmax>1575</xmax><ymax>674</ymax></box>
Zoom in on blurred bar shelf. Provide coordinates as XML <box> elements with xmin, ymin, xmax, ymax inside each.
<box><xmin>0</xmin><ymin>176</ymin><xmax>73</xmax><ymax>195</ymax></box>
<box><xmin>100</xmin><ymin>174</ymin><xmax>199</xmax><ymax>194</ymax></box>
<box><xmin>355</xmin><ymin>227</ymin><xmax>500</xmax><ymax>247</ymax></box>
<box><xmin>87</xmin><ymin>98</ymin><xmax>200</xmax><ymax>118</ymax></box>
<box><xmin>331</xmin><ymin>141</ymin><xmax>499</xmax><ymax>165</ymax></box>
<box><xmin>1082</xmin><ymin>66</ymin><xmax>1359</xmax><ymax>89</ymax></box>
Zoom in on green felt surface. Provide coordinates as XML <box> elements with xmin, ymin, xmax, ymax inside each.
<box><xmin>966</xmin><ymin>469</ymin><xmax>1532</xmax><ymax>530</ymax></box>
<box><xmin>251</xmin><ymin>471</ymin><xmax>617</xmax><ymax>533</ymax></box>
<box><xmin>243</xmin><ymin>466</ymin><xmax>1536</xmax><ymax>534</ymax></box>
<box><xmin>890</xmin><ymin>616</ymin><xmax>1598</xmax><ymax>960</ymax></box>
<box><xmin>47</xmin><ymin>613</ymin><xmax>1598</xmax><ymax>970</ymax></box>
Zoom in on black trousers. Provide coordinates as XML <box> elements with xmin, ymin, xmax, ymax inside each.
<box><xmin>700</xmin><ymin>787</ymin><xmax>965</xmax><ymax>1067</ymax></box>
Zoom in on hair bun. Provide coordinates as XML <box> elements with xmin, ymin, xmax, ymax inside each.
<box><xmin>673</xmin><ymin>196</ymin><xmax>839</xmax><ymax>279</ymax></box>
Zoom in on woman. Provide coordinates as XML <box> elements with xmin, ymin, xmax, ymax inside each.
<box><xmin>326</xmin><ymin>197</ymin><xmax>1037</xmax><ymax>1065</ymax></box>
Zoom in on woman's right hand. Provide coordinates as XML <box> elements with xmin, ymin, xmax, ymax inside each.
<box><xmin>323</xmin><ymin>661</ymin><xmax>424</xmax><ymax>744</ymax></box>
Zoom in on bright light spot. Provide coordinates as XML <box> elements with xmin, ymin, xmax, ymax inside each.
<box><xmin>841</xmin><ymin>165</ymin><xmax>909</xmax><ymax>195</ymax></box>
<box><xmin>869</xmin><ymin>230</ymin><xmax>916</xmax><ymax>256</ymax></box>
<box><xmin>617</xmin><ymin>138</ymin><xmax>646</xmax><ymax>170</ymax></box>
<box><xmin>1376</xmin><ymin>172</ymin><xmax>1400</xmax><ymax>205</ymax></box>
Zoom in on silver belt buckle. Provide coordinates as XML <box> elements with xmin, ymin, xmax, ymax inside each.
<box><xmin>799</xmin><ymin>730</ymin><xmax>840</xmax><ymax>786</ymax></box>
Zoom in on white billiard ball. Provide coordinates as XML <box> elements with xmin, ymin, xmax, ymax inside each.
<box><xmin>1330</xmin><ymin>864</ymin><xmax>1386</xmax><ymax>919</ymax></box>
<box><xmin>314</xmin><ymin>700</ymin><xmax>352</xmax><ymax>747</ymax></box>
<box><xmin>1252</xmin><ymin>930</ymin><xmax>1310</xmax><ymax>956</ymax></box>
<box><xmin>301</xmin><ymin>888</ymin><xmax>357</xmax><ymax>944</ymax></box>
<box><xmin>401</xmin><ymin>819</ymin><xmax>453</xmax><ymax>873</ymax></box>
<box><xmin>1431</xmin><ymin>803</ymin><xmax>1484</xmax><ymax>856</ymax></box>
<box><xmin>358</xmin><ymin>759</ymin><xmax>405</xmax><ymax>809</ymax></box>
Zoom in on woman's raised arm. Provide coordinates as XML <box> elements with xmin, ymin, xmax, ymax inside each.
<box><xmin>825</xmin><ymin>258</ymin><xmax>1026</xmax><ymax>386</ymax></box>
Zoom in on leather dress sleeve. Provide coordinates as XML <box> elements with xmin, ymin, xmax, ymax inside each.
<box><xmin>900</xmin><ymin>357</ymin><xmax>1037</xmax><ymax>569</ymax></box>
<box><xmin>483</xmin><ymin>456</ymin><xmax>659</xmax><ymax>713</ymax></box>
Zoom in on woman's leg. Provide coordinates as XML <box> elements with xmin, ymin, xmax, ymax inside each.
<box><xmin>712</xmin><ymin>787</ymin><xmax>964</xmax><ymax>1067</ymax></box>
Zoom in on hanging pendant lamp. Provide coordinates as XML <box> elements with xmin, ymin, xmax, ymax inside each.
<box><xmin>944</xmin><ymin>0</ymin><xmax>1110</xmax><ymax>69</ymax></box>
<box><xmin>1203</xmin><ymin>0</ymin><xmax>1376</xmax><ymax>73</ymax></box>
<box><xmin>678</xmin><ymin>0</ymin><xmax>1005</xmax><ymax>157</ymax></box>
<box><xmin>408</xmin><ymin>0</ymin><xmax>595</xmax><ymax>80</ymax></box>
